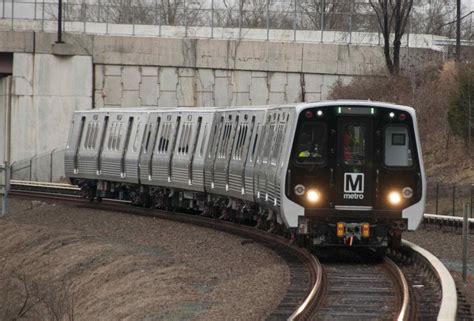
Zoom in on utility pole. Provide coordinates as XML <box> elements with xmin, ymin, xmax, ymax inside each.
<box><xmin>57</xmin><ymin>0</ymin><xmax>64</xmax><ymax>43</ymax></box>
<box><xmin>456</xmin><ymin>0</ymin><xmax>461</xmax><ymax>61</ymax></box>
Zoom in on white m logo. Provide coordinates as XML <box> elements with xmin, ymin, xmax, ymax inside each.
<box><xmin>344</xmin><ymin>173</ymin><xmax>364</xmax><ymax>193</ymax></box>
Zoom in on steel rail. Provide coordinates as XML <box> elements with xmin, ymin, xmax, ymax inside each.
<box><xmin>424</xmin><ymin>213</ymin><xmax>474</xmax><ymax>226</ymax></box>
<box><xmin>384</xmin><ymin>256</ymin><xmax>412</xmax><ymax>321</ymax></box>
<box><xmin>401</xmin><ymin>240</ymin><xmax>458</xmax><ymax>321</ymax></box>
<box><xmin>8</xmin><ymin>183</ymin><xmax>324</xmax><ymax>320</ymax></box>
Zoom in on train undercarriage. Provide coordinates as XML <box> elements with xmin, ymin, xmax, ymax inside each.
<box><xmin>74</xmin><ymin>178</ymin><xmax>406</xmax><ymax>250</ymax></box>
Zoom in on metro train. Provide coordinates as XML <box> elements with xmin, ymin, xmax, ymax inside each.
<box><xmin>64</xmin><ymin>101</ymin><xmax>426</xmax><ymax>248</ymax></box>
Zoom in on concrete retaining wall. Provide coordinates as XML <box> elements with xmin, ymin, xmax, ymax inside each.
<box><xmin>1</xmin><ymin>30</ymin><xmax>443</xmax><ymax>182</ymax></box>
<box><xmin>95</xmin><ymin>65</ymin><xmax>350</xmax><ymax>108</ymax></box>
<box><xmin>10</xmin><ymin>52</ymin><xmax>92</xmax><ymax>165</ymax></box>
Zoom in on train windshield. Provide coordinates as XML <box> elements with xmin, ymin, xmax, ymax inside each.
<box><xmin>343</xmin><ymin>124</ymin><xmax>367</xmax><ymax>165</ymax></box>
<box><xmin>295</xmin><ymin>122</ymin><xmax>327</xmax><ymax>165</ymax></box>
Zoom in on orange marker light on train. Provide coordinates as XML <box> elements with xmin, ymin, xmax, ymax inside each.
<box><xmin>362</xmin><ymin>223</ymin><xmax>370</xmax><ymax>238</ymax></box>
<box><xmin>336</xmin><ymin>223</ymin><xmax>345</xmax><ymax>238</ymax></box>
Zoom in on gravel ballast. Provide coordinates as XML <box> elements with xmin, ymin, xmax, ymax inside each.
<box><xmin>404</xmin><ymin>225</ymin><xmax>474</xmax><ymax>316</ymax></box>
<box><xmin>0</xmin><ymin>198</ymin><xmax>290</xmax><ymax>321</ymax></box>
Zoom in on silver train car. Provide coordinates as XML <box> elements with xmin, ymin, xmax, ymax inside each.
<box><xmin>65</xmin><ymin>101</ymin><xmax>426</xmax><ymax>248</ymax></box>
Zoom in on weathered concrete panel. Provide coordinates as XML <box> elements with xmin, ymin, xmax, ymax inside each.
<box><xmin>322</xmin><ymin>75</ymin><xmax>339</xmax><ymax>99</ymax></box>
<box><xmin>95</xmin><ymin>64</ymin><xmax>105</xmax><ymax>90</ymax></box>
<box><xmin>305</xmin><ymin>93</ymin><xmax>322</xmax><ymax>102</ymax></box>
<box><xmin>196</xmin><ymin>92</ymin><xmax>214</xmax><ymax>107</ymax></box>
<box><xmin>232</xmin><ymin>92</ymin><xmax>250</xmax><ymax>106</ymax></box>
<box><xmin>94</xmin><ymin>90</ymin><xmax>104</xmax><ymax>108</ymax></box>
<box><xmin>122</xmin><ymin>66</ymin><xmax>141</xmax><ymax>91</ymax></box>
<box><xmin>250</xmin><ymin>77</ymin><xmax>268</xmax><ymax>105</ymax></box>
<box><xmin>269</xmin><ymin>73</ymin><xmax>287</xmax><ymax>93</ymax></box>
<box><xmin>304</xmin><ymin>74</ymin><xmax>323</xmax><ymax>94</ymax></box>
<box><xmin>34</xmin><ymin>32</ymin><xmax>93</xmax><ymax>56</ymax></box>
<box><xmin>12</xmin><ymin>53</ymin><xmax>33</xmax><ymax>96</ymax></box>
<box><xmin>141</xmin><ymin>66</ymin><xmax>158</xmax><ymax>76</ymax></box>
<box><xmin>266</xmin><ymin>42</ymin><xmax>304</xmax><ymax>73</ymax></box>
<box><xmin>196</xmin><ymin>69</ymin><xmax>214</xmax><ymax>93</ymax></box>
<box><xmin>33</xmin><ymin>54</ymin><xmax>93</xmax><ymax>97</ymax></box>
<box><xmin>103</xmin><ymin>76</ymin><xmax>122</xmax><ymax>106</ymax></box>
<box><xmin>268</xmin><ymin>92</ymin><xmax>286</xmax><ymax>104</ymax></box>
<box><xmin>92</xmin><ymin>36</ymin><xmax>189</xmax><ymax>67</ymax></box>
<box><xmin>232</xmin><ymin>71</ymin><xmax>251</xmax><ymax>93</ymax></box>
<box><xmin>214</xmin><ymin>76</ymin><xmax>232</xmax><ymax>107</ymax></box>
<box><xmin>121</xmin><ymin>90</ymin><xmax>140</xmax><ymax>107</ymax></box>
<box><xmin>286</xmin><ymin>73</ymin><xmax>302</xmax><ymax>103</ymax></box>
<box><xmin>158</xmin><ymin>91</ymin><xmax>178</xmax><ymax>107</ymax></box>
<box><xmin>302</xmin><ymin>44</ymin><xmax>339</xmax><ymax>74</ymax></box>
<box><xmin>196</xmin><ymin>39</ymin><xmax>236</xmax><ymax>70</ymax></box>
<box><xmin>10</xmin><ymin>96</ymin><xmax>36</xmax><ymax>161</ymax></box>
<box><xmin>0</xmin><ymin>31</ymin><xmax>34</xmax><ymax>53</ymax></box>
<box><xmin>105</xmin><ymin>65</ymin><xmax>122</xmax><ymax>76</ymax></box>
<box><xmin>139</xmin><ymin>76</ymin><xmax>159</xmax><ymax>106</ymax></box>
<box><xmin>160</xmin><ymin>67</ymin><xmax>178</xmax><ymax>92</ymax></box>
<box><xmin>177</xmin><ymin>76</ymin><xmax>195</xmax><ymax>107</ymax></box>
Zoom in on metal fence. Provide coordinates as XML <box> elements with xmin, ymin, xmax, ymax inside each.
<box><xmin>10</xmin><ymin>149</ymin><xmax>66</xmax><ymax>183</ymax></box>
<box><xmin>0</xmin><ymin>0</ymin><xmax>407</xmax><ymax>44</ymax></box>
<box><xmin>425</xmin><ymin>182</ymin><xmax>473</xmax><ymax>218</ymax></box>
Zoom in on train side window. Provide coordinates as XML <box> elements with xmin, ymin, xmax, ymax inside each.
<box><xmin>199</xmin><ymin>124</ymin><xmax>208</xmax><ymax>157</ymax></box>
<box><xmin>295</xmin><ymin>122</ymin><xmax>327</xmax><ymax>165</ymax></box>
<box><xmin>84</xmin><ymin>123</ymin><xmax>91</xmax><ymax>150</ymax></box>
<box><xmin>342</xmin><ymin>124</ymin><xmax>366</xmax><ymax>165</ymax></box>
<box><xmin>132</xmin><ymin>123</ymin><xmax>142</xmax><ymax>153</ymax></box>
<box><xmin>384</xmin><ymin>126</ymin><xmax>413</xmax><ymax>167</ymax></box>
<box><xmin>250</xmin><ymin>124</ymin><xmax>260</xmax><ymax>162</ymax></box>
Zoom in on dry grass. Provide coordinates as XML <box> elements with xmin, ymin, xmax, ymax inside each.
<box><xmin>0</xmin><ymin>265</ymin><xmax>76</xmax><ymax>321</ymax></box>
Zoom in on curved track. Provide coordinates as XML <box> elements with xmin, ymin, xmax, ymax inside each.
<box><xmin>310</xmin><ymin>249</ymin><xmax>411</xmax><ymax>321</ymax></box>
<box><xmin>8</xmin><ymin>181</ymin><xmax>462</xmax><ymax>321</ymax></box>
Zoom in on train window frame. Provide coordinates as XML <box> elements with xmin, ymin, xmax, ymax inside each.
<box><xmin>294</xmin><ymin>121</ymin><xmax>328</xmax><ymax>166</ymax></box>
<box><xmin>383</xmin><ymin>124</ymin><xmax>415</xmax><ymax>168</ymax></box>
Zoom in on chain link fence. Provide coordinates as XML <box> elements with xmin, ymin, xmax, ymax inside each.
<box><xmin>2</xmin><ymin>0</ymin><xmax>469</xmax><ymax>45</ymax></box>
<box><xmin>426</xmin><ymin>181</ymin><xmax>473</xmax><ymax>218</ymax></box>
<box><xmin>10</xmin><ymin>149</ymin><xmax>66</xmax><ymax>183</ymax></box>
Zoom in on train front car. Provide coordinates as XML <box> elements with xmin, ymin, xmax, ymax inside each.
<box><xmin>286</xmin><ymin>102</ymin><xmax>426</xmax><ymax>248</ymax></box>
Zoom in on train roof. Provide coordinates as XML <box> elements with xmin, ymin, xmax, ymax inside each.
<box><xmin>295</xmin><ymin>100</ymin><xmax>415</xmax><ymax>113</ymax></box>
<box><xmin>73</xmin><ymin>100</ymin><xmax>415</xmax><ymax>115</ymax></box>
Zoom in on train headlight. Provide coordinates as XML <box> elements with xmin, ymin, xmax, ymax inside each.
<box><xmin>306</xmin><ymin>189</ymin><xmax>320</xmax><ymax>203</ymax></box>
<box><xmin>388</xmin><ymin>191</ymin><xmax>402</xmax><ymax>205</ymax></box>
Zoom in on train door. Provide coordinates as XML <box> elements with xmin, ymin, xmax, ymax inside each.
<box><xmin>335</xmin><ymin>118</ymin><xmax>374</xmax><ymax>208</ymax></box>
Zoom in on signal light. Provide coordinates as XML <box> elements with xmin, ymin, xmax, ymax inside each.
<box><xmin>399</xmin><ymin>113</ymin><xmax>407</xmax><ymax>121</ymax></box>
<box><xmin>362</xmin><ymin>223</ymin><xmax>370</xmax><ymax>238</ymax></box>
<box><xmin>305</xmin><ymin>111</ymin><xmax>313</xmax><ymax>118</ymax></box>
<box><xmin>336</xmin><ymin>222</ymin><xmax>345</xmax><ymax>238</ymax></box>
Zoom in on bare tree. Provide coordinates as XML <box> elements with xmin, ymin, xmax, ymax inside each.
<box><xmin>298</xmin><ymin>0</ymin><xmax>354</xmax><ymax>30</ymax></box>
<box><xmin>410</xmin><ymin>0</ymin><xmax>457</xmax><ymax>36</ymax></box>
<box><xmin>369</xmin><ymin>0</ymin><xmax>414</xmax><ymax>75</ymax></box>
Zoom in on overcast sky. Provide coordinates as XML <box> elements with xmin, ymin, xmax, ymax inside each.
<box><xmin>462</xmin><ymin>0</ymin><xmax>474</xmax><ymax>11</ymax></box>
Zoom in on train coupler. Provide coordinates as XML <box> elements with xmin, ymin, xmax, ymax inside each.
<box><xmin>336</xmin><ymin>222</ymin><xmax>371</xmax><ymax>241</ymax></box>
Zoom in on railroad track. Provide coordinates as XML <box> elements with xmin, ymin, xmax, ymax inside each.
<box><xmin>7</xmin><ymin>181</ymin><xmax>462</xmax><ymax>320</ymax></box>
<box><xmin>313</xmin><ymin>249</ymin><xmax>411</xmax><ymax>320</ymax></box>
